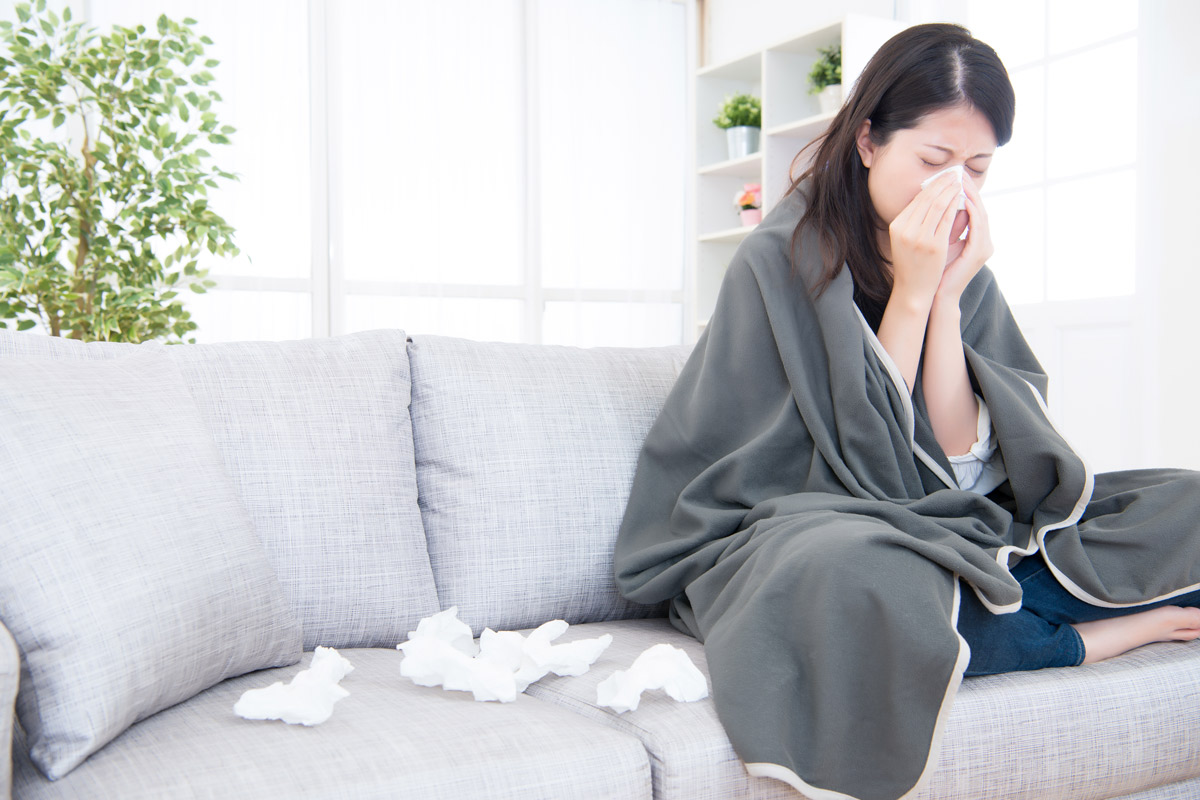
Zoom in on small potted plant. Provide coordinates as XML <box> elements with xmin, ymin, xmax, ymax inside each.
<box><xmin>808</xmin><ymin>44</ymin><xmax>842</xmax><ymax>114</ymax></box>
<box><xmin>713</xmin><ymin>92</ymin><xmax>761</xmax><ymax>160</ymax></box>
<box><xmin>735</xmin><ymin>183</ymin><xmax>762</xmax><ymax>227</ymax></box>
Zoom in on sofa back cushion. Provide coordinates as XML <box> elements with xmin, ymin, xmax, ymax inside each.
<box><xmin>407</xmin><ymin>334</ymin><xmax>689</xmax><ymax>633</ymax></box>
<box><xmin>0</xmin><ymin>329</ymin><xmax>440</xmax><ymax>650</ymax></box>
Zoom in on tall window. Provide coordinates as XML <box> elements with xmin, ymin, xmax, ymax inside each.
<box><xmin>60</xmin><ymin>0</ymin><xmax>689</xmax><ymax>345</ymax></box>
<box><xmin>966</xmin><ymin>0</ymin><xmax>1145</xmax><ymax>472</ymax></box>
<box><xmin>967</xmin><ymin>0</ymin><xmax>1138</xmax><ymax>305</ymax></box>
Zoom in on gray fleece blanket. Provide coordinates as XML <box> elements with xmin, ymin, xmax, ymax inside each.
<box><xmin>614</xmin><ymin>184</ymin><xmax>1200</xmax><ymax>800</ymax></box>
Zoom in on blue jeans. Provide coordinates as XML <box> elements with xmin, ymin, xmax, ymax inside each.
<box><xmin>957</xmin><ymin>553</ymin><xmax>1200</xmax><ymax>676</ymax></box>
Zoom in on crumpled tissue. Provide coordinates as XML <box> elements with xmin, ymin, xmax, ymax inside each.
<box><xmin>921</xmin><ymin>163</ymin><xmax>967</xmax><ymax>210</ymax></box>
<box><xmin>397</xmin><ymin>606</ymin><xmax>612</xmax><ymax>702</ymax></box>
<box><xmin>596</xmin><ymin>643</ymin><xmax>708</xmax><ymax>713</ymax></box>
<box><xmin>234</xmin><ymin>646</ymin><xmax>354</xmax><ymax>726</ymax></box>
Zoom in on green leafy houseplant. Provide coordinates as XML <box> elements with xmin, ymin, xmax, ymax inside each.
<box><xmin>807</xmin><ymin>44</ymin><xmax>842</xmax><ymax>95</ymax></box>
<box><xmin>0</xmin><ymin>0</ymin><xmax>238</xmax><ymax>342</ymax></box>
<box><xmin>712</xmin><ymin>92</ymin><xmax>761</xmax><ymax>130</ymax></box>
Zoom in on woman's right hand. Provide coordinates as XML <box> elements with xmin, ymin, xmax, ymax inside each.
<box><xmin>886</xmin><ymin>171</ymin><xmax>965</xmax><ymax>312</ymax></box>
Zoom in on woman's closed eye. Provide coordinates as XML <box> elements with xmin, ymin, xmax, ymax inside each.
<box><xmin>922</xmin><ymin>159</ymin><xmax>985</xmax><ymax>177</ymax></box>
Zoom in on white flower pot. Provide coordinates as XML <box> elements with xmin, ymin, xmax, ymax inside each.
<box><xmin>817</xmin><ymin>84</ymin><xmax>843</xmax><ymax>115</ymax></box>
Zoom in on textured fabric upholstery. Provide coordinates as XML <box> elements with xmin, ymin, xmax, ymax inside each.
<box><xmin>2</xmin><ymin>623</ymin><xmax>17</xmax><ymax>800</ymax></box>
<box><xmin>0</xmin><ymin>349</ymin><xmax>302</xmax><ymax>780</ymax></box>
<box><xmin>0</xmin><ymin>329</ymin><xmax>441</xmax><ymax>650</ymax></box>
<box><xmin>408</xmin><ymin>335</ymin><xmax>689</xmax><ymax>633</ymax></box>
<box><xmin>0</xmin><ymin>330</ymin><xmax>134</xmax><ymax>363</ymax></box>
<box><xmin>1111</xmin><ymin>777</ymin><xmax>1200</xmax><ymax>799</ymax></box>
<box><xmin>11</xmin><ymin>649</ymin><xmax>652</xmax><ymax>800</ymax></box>
<box><xmin>524</xmin><ymin>619</ymin><xmax>1200</xmax><ymax>800</ymax></box>
<box><xmin>162</xmin><ymin>331</ymin><xmax>439</xmax><ymax>649</ymax></box>
<box><xmin>922</xmin><ymin>640</ymin><xmax>1200</xmax><ymax>799</ymax></box>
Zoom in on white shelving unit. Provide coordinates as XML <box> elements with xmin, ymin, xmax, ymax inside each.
<box><xmin>690</xmin><ymin>14</ymin><xmax>904</xmax><ymax>338</ymax></box>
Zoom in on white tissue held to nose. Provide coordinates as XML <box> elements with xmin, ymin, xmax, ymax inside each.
<box><xmin>396</xmin><ymin>606</ymin><xmax>613</xmax><ymax>702</ymax></box>
<box><xmin>596</xmin><ymin>643</ymin><xmax>709</xmax><ymax>714</ymax></box>
<box><xmin>233</xmin><ymin>646</ymin><xmax>354</xmax><ymax>726</ymax></box>
<box><xmin>921</xmin><ymin>163</ymin><xmax>967</xmax><ymax>211</ymax></box>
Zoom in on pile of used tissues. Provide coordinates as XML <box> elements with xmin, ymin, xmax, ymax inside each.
<box><xmin>236</xmin><ymin>608</ymin><xmax>709</xmax><ymax>726</ymax></box>
<box><xmin>397</xmin><ymin>607</ymin><xmax>613</xmax><ymax>703</ymax></box>
<box><xmin>396</xmin><ymin>607</ymin><xmax>708</xmax><ymax>712</ymax></box>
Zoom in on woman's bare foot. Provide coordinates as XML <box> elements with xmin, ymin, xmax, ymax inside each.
<box><xmin>1072</xmin><ymin>606</ymin><xmax>1200</xmax><ymax>665</ymax></box>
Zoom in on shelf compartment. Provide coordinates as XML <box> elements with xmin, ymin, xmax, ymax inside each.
<box><xmin>697</xmin><ymin>51</ymin><xmax>761</xmax><ymax>83</ymax></box>
<box><xmin>766</xmin><ymin>111</ymin><xmax>837</xmax><ymax>139</ymax></box>
<box><xmin>699</xmin><ymin>225</ymin><xmax>755</xmax><ymax>244</ymax></box>
<box><xmin>698</xmin><ymin>152</ymin><xmax>762</xmax><ymax>178</ymax></box>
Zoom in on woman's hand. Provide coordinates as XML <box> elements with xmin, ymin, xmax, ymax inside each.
<box><xmin>934</xmin><ymin>173</ymin><xmax>993</xmax><ymax>304</ymax></box>
<box><xmin>886</xmin><ymin>170</ymin><xmax>967</xmax><ymax>312</ymax></box>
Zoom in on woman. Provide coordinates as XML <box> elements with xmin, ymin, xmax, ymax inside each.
<box><xmin>614</xmin><ymin>22</ymin><xmax>1200</xmax><ymax>800</ymax></box>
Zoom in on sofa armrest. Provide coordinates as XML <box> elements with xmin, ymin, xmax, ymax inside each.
<box><xmin>1</xmin><ymin>620</ymin><xmax>17</xmax><ymax>800</ymax></box>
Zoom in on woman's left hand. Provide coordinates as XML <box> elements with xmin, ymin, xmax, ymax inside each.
<box><xmin>935</xmin><ymin>174</ymin><xmax>993</xmax><ymax>303</ymax></box>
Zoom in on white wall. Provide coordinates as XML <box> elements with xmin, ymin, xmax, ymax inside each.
<box><xmin>703</xmin><ymin>0</ymin><xmax>894</xmax><ymax>65</ymax></box>
<box><xmin>1142</xmin><ymin>0</ymin><xmax>1200</xmax><ymax>468</ymax></box>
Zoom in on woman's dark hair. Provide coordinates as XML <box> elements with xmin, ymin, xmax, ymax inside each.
<box><xmin>785</xmin><ymin>23</ymin><xmax>1015</xmax><ymax>311</ymax></box>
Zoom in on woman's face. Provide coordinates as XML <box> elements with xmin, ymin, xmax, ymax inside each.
<box><xmin>854</xmin><ymin>104</ymin><xmax>998</xmax><ymax>246</ymax></box>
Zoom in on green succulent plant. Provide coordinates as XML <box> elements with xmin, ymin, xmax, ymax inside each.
<box><xmin>712</xmin><ymin>92</ymin><xmax>761</xmax><ymax>130</ymax></box>
<box><xmin>0</xmin><ymin>0</ymin><xmax>239</xmax><ymax>342</ymax></box>
<box><xmin>807</xmin><ymin>44</ymin><xmax>842</xmax><ymax>94</ymax></box>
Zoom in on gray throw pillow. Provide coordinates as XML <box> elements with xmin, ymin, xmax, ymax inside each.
<box><xmin>0</xmin><ymin>347</ymin><xmax>302</xmax><ymax>780</ymax></box>
<box><xmin>0</xmin><ymin>328</ymin><xmax>441</xmax><ymax>651</ymax></box>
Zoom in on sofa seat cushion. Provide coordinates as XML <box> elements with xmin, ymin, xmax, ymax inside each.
<box><xmin>0</xmin><ymin>329</ymin><xmax>440</xmax><ymax>650</ymax></box>
<box><xmin>521</xmin><ymin>619</ymin><xmax>794</xmax><ymax>800</ymax></box>
<box><xmin>920</xmin><ymin>640</ymin><xmax>1200</xmax><ymax>799</ymax></box>
<box><xmin>407</xmin><ymin>335</ymin><xmax>689</xmax><ymax>633</ymax></box>
<box><xmin>12</xmin><ymin>648</ymin><xmax>652</xmax><ymax>800</ymax></box>
<box><xmin>1112</xmin><ymin>777</ymin><xmax>1200</xmax><ymax>799</ymax></box>
<box><xmin>521</xmin><ymin>619</ymin><xmax>1200</xmax><ymax>800</ymax></box>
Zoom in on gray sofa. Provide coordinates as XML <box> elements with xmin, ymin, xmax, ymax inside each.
<box><xmin>1</xmin><ymin>328</ymin><xmax>1199</xmax><ymax>800</ymax></box>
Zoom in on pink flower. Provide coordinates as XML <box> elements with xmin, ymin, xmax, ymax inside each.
<box><xmin>734</xmin><ymin>183</ymin><xmax>761</xmax><ymax>210</ymax></box>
